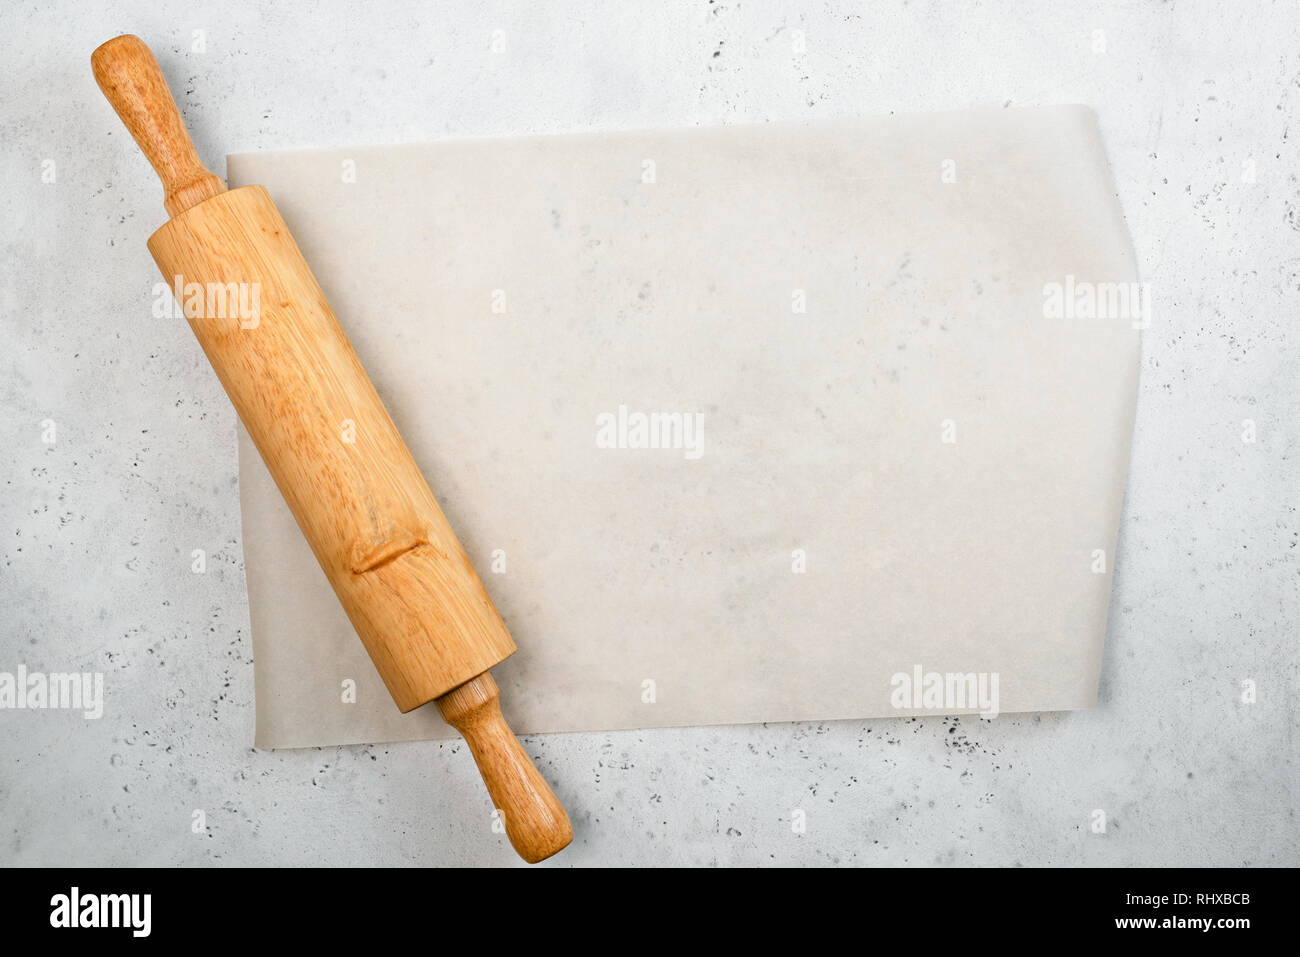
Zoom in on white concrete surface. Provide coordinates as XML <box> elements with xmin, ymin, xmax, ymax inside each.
<box><xmin>1</xmin><ymin>0</ymin><xmax>1296</xmax><ymax>866</ymax></box>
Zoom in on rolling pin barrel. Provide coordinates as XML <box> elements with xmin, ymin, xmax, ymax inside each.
<box><xmin>91</xmin><ymin>34</ymin><xmax>572</xmax><ymax>863</ymax></box>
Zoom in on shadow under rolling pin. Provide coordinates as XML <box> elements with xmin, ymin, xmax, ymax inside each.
<box><xmin>91</xmin><ymin>34</ymin><xmax>572</xmax><ymax>864</ymax></box>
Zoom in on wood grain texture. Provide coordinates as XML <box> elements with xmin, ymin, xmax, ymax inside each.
<box><xmin>437</xmin><ymin>673</ymin><xmax>574</xmax><ymax>862</ymax></box>
<box><xmin>92</xmin><ymin>35</ymin><xmax>225</xmax><ymax>217</ymax></box>
<box><xmin>93</xmin><ymin>33</ymin><xmax>572</xmax><ymax>862</ymax></box>
<box><xmin>148</xmin><ymin>186</ymin><xmax>517</xmax><ymax>710</ymax></box>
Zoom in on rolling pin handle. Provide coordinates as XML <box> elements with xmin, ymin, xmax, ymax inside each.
<box><xmin>91</xmin><ymin>34</ymin><xmax>226</xmax><ymax>217</ymax></box>
<box><xmin>436</xmin><ymin>673</ymin><xmax>573</xmax><ymax>863</ymax></box>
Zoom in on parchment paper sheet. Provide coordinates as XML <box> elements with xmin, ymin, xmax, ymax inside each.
<box><xmin>228</xmin><ymin>106</ymin><xmax>1140</xmax><ymax>749</ymax></box>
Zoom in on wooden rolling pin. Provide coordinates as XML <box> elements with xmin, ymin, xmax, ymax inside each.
<box><xmin>92</xmin><ymin>34</ymin><xmax>572</xmax><ymax>863</ymax></box>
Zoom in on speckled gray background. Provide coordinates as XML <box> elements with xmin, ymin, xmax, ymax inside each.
<box><xmin>1</xmin><ymin>0</ymin><xmax>1296</xmax><ymax>867</ymax></box>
